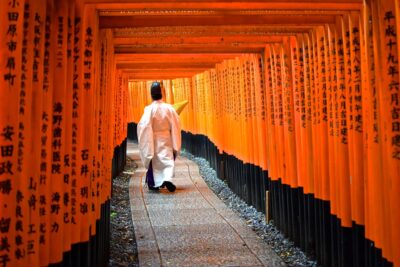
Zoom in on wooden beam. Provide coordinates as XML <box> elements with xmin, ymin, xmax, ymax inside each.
<box><xmin>112</xmin><ymin>25</ymin><xmax>312</xmax><ymax>38</ymax></box>
<box><xmin>114</xmin><ymin>46</ymin><xmax>264</xmax><ymax>54</ymax></box>
<box><xmin>87</xmin><ymin>1</ymin><xmax>362</xmax><ymax>12</ymax></box>
<box><xmin>115</xmin><ymin>53</ymin><xmax>241</xmax><ymax>63</ymax></box>
<box><xmin>123</xmin><ymin>67</ymin><xmax>209</xmax><ymax>72</ymax></box>
<box><xmin>117</xmin><ymin>62</ymin><xmax>221</xmax><ymax>69</ymax></box>
<box><xmin>100</xmin><ymin>9</ymin><xmax>346</xmax><ymax>16</ymax></box>
<box><xmin>99</xmin><ymin>14</ymin><xmax>336</xmax><ymax>28</ymax></box>
<box><xmin>127</xmin><ymin>76</ymin><xmax>191</xmax><ymax>80</ymax></box>
<box><xmin>114</xmin><ymin>35</ymin><xmax>288</xmax><ymax>45</ymax></box>
<box><xmin>88</xmin><ymin>0</ymin><xmax>362</xmax><ymax>80</ymax></box>
<box><xmin>124</xmin><ymin>70</ymin><xmax>203</xmax><ymax>79</ymax></box>
<box><xmin>116</xmin><ymin>42</ymin><xmax>275</xmax><ymax>49</ymax></box>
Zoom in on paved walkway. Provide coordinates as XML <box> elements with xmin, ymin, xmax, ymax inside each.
<box><xmin>127</xmin><ymin>143</ymin><xmax>286</xmax><ymax>267</ymax></box>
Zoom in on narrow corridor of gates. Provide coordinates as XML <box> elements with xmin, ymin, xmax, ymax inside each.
<box><xmin>1</xmin><ymin>0</ymin><xmax>400</xmax><ymax>266</ymax></box>
<box><xmin>127</xmin><ymin>142</ymin><xmax>285</xmax><ymax>266</ymax></box>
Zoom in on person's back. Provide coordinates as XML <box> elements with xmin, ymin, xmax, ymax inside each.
<box><xmin>137</xmin><ymin>82</ymin><xmax>181</xmax><ymax>192</ymax></box>
<box><xmin>151</xmin><ymin>101</ymin><xmax>175</xmax><ymax>132</ymax></box>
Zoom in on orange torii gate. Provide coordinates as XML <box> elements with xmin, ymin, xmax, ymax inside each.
<box><xmin>1</xmin><ymin>0</ymin><xmax>399</xmax><ymax>267</ymax></box>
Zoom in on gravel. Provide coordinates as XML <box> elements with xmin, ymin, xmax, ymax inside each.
<box><xmin>109</xmin><ymin>157</ymin><xmax>139</xmax><ymax>267</ymax></box>
<box><xmin>181</xmin><ymin>150</ymin><xmax>317</xmax><ymax>267</ymax></box>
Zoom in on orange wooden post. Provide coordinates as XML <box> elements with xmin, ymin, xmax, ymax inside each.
<box><xmin>253</xmin><ymin>54</ymin><xmax>268</xmax><ymax>171</ymax></box>
<box><xmin>69</xmin><ymin>0</ymin><xmax>84</xmax><ymax>249</ymax></box>
<box><xmin>0</xmin><ymin>0</ymin><xmax>24</xmax><ymax>266</ymax></box>
<box><xmin>208</xmin><ymin>70</ymin><xmax>216</xmax><ymax>145</ymax></box>
<box><xmin>62</xmin><ymin>0</ymin><xmax>76</xmax><ymax>257</ymax></box>
<box><xmin>27</xmin><ymin>0</ymin><xmax>48</xmax><ymax>265</ymax></box>
<box><xmin>216</xmin><ymin>63</ymin><xmax>224</xmax><ymax>153</ymax></box>
<box><xmin>92</xmin><ymin>17</ymin><xmax>103</xmax><ymax>237</ymax></box>
<box><xmin>361</xmin><ymin>1</ymin><xmax>384</xmax><ymax>255</ymax></box>
<box><xmin>250</xmin><ymin>55</ymin><xmax>261</xmax><ymax>169</ymax></box>
<box><xmin>315</xmin><ymin>26</ymin><xmax>330</xmax><ymax>202</ymax></box>
<box><xmin>273</xmin><ymin>44</ymin><xmax>285</xmax><ymax>181</ymax></box>
<box><xmin>184</xmin><ymin>78</ymin><xmax>190</xmax><ymax>133</ymax></box>
<box><xmin>244</xmin><ymin>56</ymin><xmax>255</xmax><ymax>166</ymax></box>
<box><xmin>239</xmin><ymin>56</ymin><xmax>247</xmax><ymax>163</ymax></box>
<box><xmin>104</xmin><ymin>28</ymin><xmax>115</xmax><ymax>207</ymax></box>
<box><xmin>224</xmin><ymin>60</ymin><xmax>231</xmax><ymax>157</ymax></box>
<box><xmin>79</xmin><ymin>2</ymin><xmax>96</xmax><ymax>250</ymax></box>
<box><xmin>375</xmin><ymin>0</ymin><xmax>400</xmax><ymax>263</ymax></box>
<box><xmin>191</xmin><ymin>76</ymin><xmax>198</xmax><ymax>136</ymax></box>
<box><xmin>232</xmin><ymin>58</ymin><xmax>238</xmax><ymax>160</ymax></box>
<box><xmin>302</xmin><ymin>33</ymin><xmax>315</xmax><ymax>196</ymax></box>
<box><xmin>19</xmin><ymin>0</ymin><xmax>33</xmax><ymax>262</ymax></box>
<box><xmin>15</xmin><ymin>1</ymin><xmax>33</xmax><ymax>264</ymax></box>
<box><xmin>240</xmin><ymin>57</ymin><xmax>250</xmax><ymax>164</ymax></box>
<box><xmin>229</xmin><ymin>59</ymin><xmax>237</xmax><ymax>159</ymax></box>
<box><xmin>203</xmin><ymin>72</ymin><xmax>210</xmax><ymax>138</ymax></box>
<box><xmin>336</xmin><ymin>16</ymin><xmax>352</xmax><ymax>228</ymax></box>
<box><xmin>264</xmin><ymin>45</ymin><xmax>278</xmax><ymax>180</ymax></box>
<box><xmin>326</xmin><ymin>24</ymin><xmax>339</xmax><ymax>220</ymax></box>
<box><xmin>291</xmin><ymin>35</ymin><xmax>305</xmax><ymax>190</ymax></box>
<box><xmin>347</xmin><ymin>13</ymin><xmax>366</xmax><ymax>229</ymax></box>
<box><xmin>94</xmin><ymin>30</ymin><xmax>103</xmax><ymax>226</ymax></box>
<box><xmin>37</xmin><ymin>2</ymin><xmax>52</xmax><ymax>265</ymax></box>
<box><xmin>208</xmin><ymin>71</ymin><xmax>213</xmax><ymax>142</ymax></box>
<box><xmin>309</xmin><ymin>30</ymin><xmax>321</xmax><ymax>200</ymax></box>
<box><xmin>48</xmin><ymin>0</ymin><xmax>72</xmax><ymax>263</ymax></box>
<box><xmin>42</xmin><ymin>0</ymin><xmax>58</xmax><ymax>264</ymax></box>
<box><xmin>249</xmin><ymin>56</ymin><xmax>258</xmax><ymax>168</ymax></box>
<box><xmin>282</xmin><ymin>37</ymin><xmax>298</xmax><ymax>188</ymax></box>
<box><xmin>200</xmin><ymin>73</ymin><xmax>206</xmax><ymax>136</ymax></box>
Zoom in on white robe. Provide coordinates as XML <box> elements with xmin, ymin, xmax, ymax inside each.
<box><xmin>137</xmin><ymin>100</ymin><xmax>181</xmax><ymax>187</ymax></box>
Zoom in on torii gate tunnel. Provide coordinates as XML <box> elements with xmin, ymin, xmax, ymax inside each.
<box><xmin>0</xmin><ymin>0</ymin><xmax>399</xmax><ymax>266</ymax></box>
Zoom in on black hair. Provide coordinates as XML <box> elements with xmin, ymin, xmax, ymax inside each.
<box><xmin>151</xmin><ymin>82</ymin><xmax>162</xmax><ymax>100</ymax></box>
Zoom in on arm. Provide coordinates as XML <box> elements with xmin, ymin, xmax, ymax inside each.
<box><xmin>170</xmin><ymin>107</ymin><xmax>182</xmax><ymax>156</ymax></box>
<box><xmin>137</xmin><ymin>106</ymin><xmax>154</xmax><ymax>169</ymax></box>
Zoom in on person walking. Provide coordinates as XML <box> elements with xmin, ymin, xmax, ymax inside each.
<box><xmin>137</xmin><ymin>82</ymin><xmax>181</xmax><ymax>192</ymax></box>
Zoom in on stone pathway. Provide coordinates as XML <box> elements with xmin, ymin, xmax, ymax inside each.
<box><xmin>127</xmin><ymin>143</ymin><xmax>286</xmax><ymax>267</ymax></box>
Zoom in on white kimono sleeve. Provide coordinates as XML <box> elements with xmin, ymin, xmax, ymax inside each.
<box><xmin>169</xmin><ymin>107</ymin><xmax>182</xmax><ymax>155</ymax></box>
<box><xmin>137</xmin><ymin>106</ymin><xmax>154</xmax><ymax>169</ymax></box>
